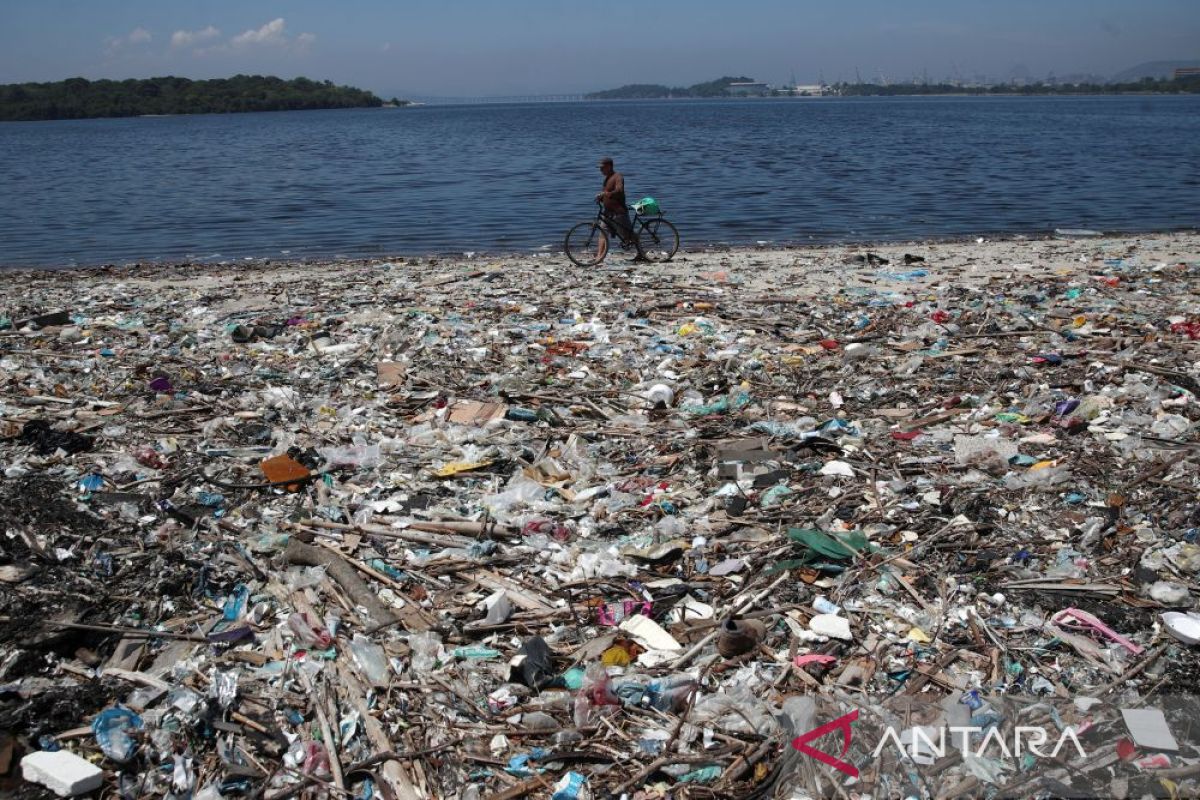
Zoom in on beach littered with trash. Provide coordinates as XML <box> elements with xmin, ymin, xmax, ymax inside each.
<box><xmin>2</xmin><ymin>231</ymin><xmax>1200</xmax><ymax>799</ymax></box>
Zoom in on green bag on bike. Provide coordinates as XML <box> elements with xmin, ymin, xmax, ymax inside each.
<box><xmin>632</xmin><ymin>197</ymin><xmax>661</xmax><ymax>216</ymax></box>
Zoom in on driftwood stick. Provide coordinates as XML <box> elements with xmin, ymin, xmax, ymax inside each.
<box><xmin>298</xmin><ymin>518</ymin><xmax>477</xmax><ymax>549</ymax></box>
<box><xmin>284</xmin><ymin>539</ymin><xmax>398</xmax><ymax>628</ymax></box>
<box><xmin>335</xmin><ymin>662</ymin><xmax>422</xmax><ymax>800</ymax></box>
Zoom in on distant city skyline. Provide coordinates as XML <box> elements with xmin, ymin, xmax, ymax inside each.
<box><xmin>1</xmin><ymin>0</ymin><xmax>1197</xmax><ymax>98</ymax></box>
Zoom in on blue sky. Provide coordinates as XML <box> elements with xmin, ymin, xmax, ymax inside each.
<box><xmin>1</xmin><ymin>0</ymin><xmax>1197</xmax><ymax>96</ymax></box>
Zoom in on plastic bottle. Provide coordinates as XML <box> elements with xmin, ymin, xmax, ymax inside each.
<box><xmin>452</xmin><ymin>645</ymin><xmax>502</xmax><ymax>660</ymax></box>
<box><xmin>645</xmin><ymin>675</ymin><xmax>697</xmax><ymax>712</ymax></box>
<box><xmin>679</xmin><ymin>765</ymin><xmax>722</xmax><ymax>784</ymax></box>
<box><xmin>521</xmin><ymin>712</ymin><xmax>558</xmax><ymax>731</ymax></box>
<box><xmin>408</xmin><ymin>631</ymin><xmax>443</xmax><ymax>675</ymax></box>
<box><xmin>349</xmin><ymin>634</ymin><xmax>391</xmax><ymax>687</ymax></box>
<box><xmin>368</xmin><ymin>559</ymin><xmax>406</xmax><ymax>581</ymax></box>
<box><xmin>223</xmin><ymin>584</ymin><xmax>250</xmax><ymax>621</ymax></box>
<box><xmin>552</xmin><ymin>729</ymin><xmax>584</xmax><ymax>747</ymax></box>
<box><xmin>572</xmin><ymin>693</ymin><xmax>592</xmax><ymax>728</ymax></box>
<box><xmin>529</xmin><ymin>690</ymin><xmax>573</xmax><ymax>711</ymax></box>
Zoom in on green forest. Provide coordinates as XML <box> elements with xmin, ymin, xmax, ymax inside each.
<box><xmin>0</xmin><ymin>75</ymin><xmax>393</xmax><ymax>121</ymax></box>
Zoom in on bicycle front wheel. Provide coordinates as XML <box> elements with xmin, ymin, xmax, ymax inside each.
<box><xmin>564</xmin><ymin>221</ymin><xmax>609</xmax><ymax>267</ymax></box>
<box><xmin>636</xmin><ymin>218</ymin><xmax>679</xmax><ymax>262</ymax></box>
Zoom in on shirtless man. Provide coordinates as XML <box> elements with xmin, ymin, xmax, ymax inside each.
<box><xmin>596</xmin><ymin>157</ymin><xmax>648</xmax><ymax>261</ymax></box>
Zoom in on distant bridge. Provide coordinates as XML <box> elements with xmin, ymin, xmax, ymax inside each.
<box><xmin>417</xmin><ymin>94</ymin><xmax>587</xmax><ymax>105</ymax></box>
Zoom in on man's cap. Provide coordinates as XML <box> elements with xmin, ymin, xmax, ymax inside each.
<box><xmin>598</xmin><ymin>156</ymin><xmax>614</xmax><ymax>166</ymax></box>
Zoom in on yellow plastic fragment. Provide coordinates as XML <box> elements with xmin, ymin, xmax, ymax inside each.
<box><xmin>433</xmin><ymin>460</ymin><xmax>493</xmax><ymax>477</ymax></box>
<box><xmin>907</xmin><ymin>627</ymin><xmax>931</xmax><ymax>643</ymax></box>
<box><xmin>601</xmin><ymin>644</ymin><xmax>633</xmax><ymax>667</ymax></box>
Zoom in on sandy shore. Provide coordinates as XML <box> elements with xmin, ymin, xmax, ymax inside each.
<box><xmin>6</xmin><ymin>230</ymin><xmax>1200</xmax><ymax>308</ymax></box>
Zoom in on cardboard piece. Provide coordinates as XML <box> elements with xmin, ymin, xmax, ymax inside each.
<box><xmin>260</xmin><ymin>455</ymin><xmax>311</xmax><ymax>492</ymax></box>
<box><xmin>376</xmin><ymin>361</ymin><xmax>406</xmax><ymax>389</ymax></box>
<box><xmin>448</xmin><ymin>400</ymin><xmax>507</xmax><ymax>425</ymax></box>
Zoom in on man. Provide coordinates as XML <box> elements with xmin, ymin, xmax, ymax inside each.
<box><xmin>596</xmin><ymin>157</ymin><xmax>648</xmax><ymax>261</ymax></box>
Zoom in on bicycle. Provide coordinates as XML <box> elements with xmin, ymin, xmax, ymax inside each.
<box><xmin>564</xmin><ymin>198</ymin><xmax>680</xmax><ymax>267</ymax></box>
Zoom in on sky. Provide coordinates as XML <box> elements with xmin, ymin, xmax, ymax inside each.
<box><xmin>1</xmin><ymin>0</ymin><xmax>1198</xmax><ymax>97</ymax></box>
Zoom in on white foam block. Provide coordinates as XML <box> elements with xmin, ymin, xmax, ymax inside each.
<box><xmin>21</xmin><ymin>750</ymin><xmax>104</xmax><ymax>796</ymax></box>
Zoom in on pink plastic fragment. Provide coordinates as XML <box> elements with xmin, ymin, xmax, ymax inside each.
<box><xmin>1134</xmin><ymin>753</ymin><xmax>1171</xmax><ymax>770</ymax></box>
<box><xmin>793</xmin><ymin>654</ymin><xmax>838</xmax><ymax>668</ymax></box>
<box><xmin>1050</xmin><ymin>607</ymin><xmax>1144</xmax><ymax>655</ymax></box>
<box><xmin>597</xmin><ymin>599</ymin><xmax>653</xmax><ymax>626</ymax></box>
<box><xmin>302</xmin><ymin>741</ymin><xmax>331</xmax><ymax>776</ymax></box>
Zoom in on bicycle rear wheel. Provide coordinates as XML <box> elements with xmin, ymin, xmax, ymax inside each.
<box><xmin>636</xmin><ymin>218</ymin><xmax>679</xmax><ymax>262</ymax></box>
<box><xmin>564</xmin><ymin>221</ymin><xmax>609</xmax><ymax>267</ymax></box>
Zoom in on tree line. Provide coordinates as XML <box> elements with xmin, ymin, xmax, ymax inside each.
<box><xmin>587</xmin><ymin>74</ymin><xmax>1200</xmax><ymax>99</ymax></box>
<box><xmin>0</xmin><ymin>75</ymin><xmax>397</xmax><ymax>121</ymax></box>
<box><xmin>833</xmin><ymin>75</ymin><xmax>1200</xmax><ymax>96</ymax></box>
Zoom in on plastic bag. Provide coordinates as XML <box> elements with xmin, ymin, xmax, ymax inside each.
<box><xmin>92</xmin><ymin>706</ymin><xmax>144</xmax><ymax>763</ymax></box>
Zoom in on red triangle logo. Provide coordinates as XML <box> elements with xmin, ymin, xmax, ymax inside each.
<box><xmin>791</xmin><ymin>709</ymin><xmax>859</xmax><ymax>778</ymax></box>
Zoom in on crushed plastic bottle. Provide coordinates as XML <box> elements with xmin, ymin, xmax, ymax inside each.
<box><xmin>349</xmin><ymin>634</ymin><xmax>391</xmax><ymax>686</ymax></box>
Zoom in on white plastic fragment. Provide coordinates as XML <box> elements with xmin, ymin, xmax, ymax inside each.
<box><xmin>21</xmin><ymin>750</ymin><xmax>104</xmax><ymax>797</ymax></box>
<box><xmin>808</xmin><ymin>614</ymin><xmax>852</xmax><ymax>640</ymax></box>
<box><xmin>1148</xmin><ymin>581</ymin><xmax>1189</xmax><ymax>605</ymax></box>
<box><xmin>819</xmin><ymin>460</ymin><xmax>854</xmax><ymax>477</ymax></box>
<box><xmin>1121</xmin><ymin>708</ymin><xmax>1179</xmax><ymax>751</ymax></box>
<box><xmin>1161</xmin><ymin>612</ymin><xmax>1200</xmax><ymax>645</ymax></box>
<box><xmin>619</xmin><ymin>614</ymin><xmax>682</xmax><ymax>651</ymax></box>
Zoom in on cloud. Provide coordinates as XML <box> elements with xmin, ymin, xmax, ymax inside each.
<box><xmin>232</xmin><ymin>17</ymin><xmax>286</xmax><ymax>46</ymax></box>
<box><xmin>180</xmin><ymin>18</ymin><xmax>315</xmax><ymax>57</ymax></box>
<box><xmin>103</xmin><ymin>26</ymin><xmax>153</xmax><ymax>55</ymax></box>
<box><xmin>228</xmin><ymin>18</ymin><xmax>315</xmax><ymax>51</ymax></box>
<box><xmin>171</xmin><ymin>26</ymin><xmax>220</xmax><ymax>48</ymax></box>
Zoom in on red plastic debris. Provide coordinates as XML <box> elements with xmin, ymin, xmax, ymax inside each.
<box><xmin>1170</xmin><ymin>320</ymin><xmax>1200</xmax><ymax>340</ymax></box>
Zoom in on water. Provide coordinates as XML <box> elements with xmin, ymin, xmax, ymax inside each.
<box><xmin>1</xmin><ymin>95</ymin><xmax>1197</xmax><ymax>267</ymax></box>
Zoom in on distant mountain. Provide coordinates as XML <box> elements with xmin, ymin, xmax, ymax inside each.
<box><xmin>1111</xmin><ymin>60</ymin><xmax>1200</xmax><ymax>82</ymax></box>
<box><xmin>586</xmin><ymin>76</ymin><xmax>756</xmax><ymax>100</ymax></box>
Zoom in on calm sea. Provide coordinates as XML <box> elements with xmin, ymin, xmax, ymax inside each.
<box><xmin>1</xmin><ymin>95</ymin><xmax>1197</xmax><ymax>267</ymax></box>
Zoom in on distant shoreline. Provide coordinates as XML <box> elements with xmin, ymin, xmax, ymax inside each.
<box><xmin>584</xmin><ymin>74</ymin><xmax>1200</xmax><ymax>100</ymax></box>
<box><xmin>0</xmin><ymin>75</ymin><xmax>394</xmax><ymax>122</ymax></box>
<box><xmin>582</xmin><ymin>91</ymin><xmax>1197</xmax><ymax>100</ymax></box>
